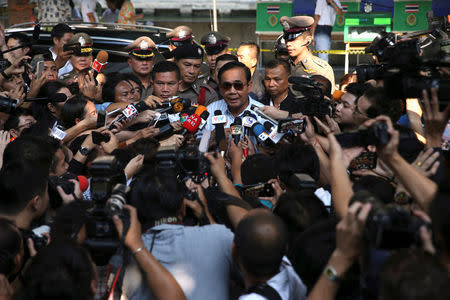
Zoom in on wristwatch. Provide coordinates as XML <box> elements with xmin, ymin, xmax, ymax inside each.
<box><xmin>323</xmin><ymin>265</ymin><xmax>342</xmax><ymax>283</ymax></box>
<box><xmin>79</xmin><ymin>146</ymin><xmax>90</xmax><ymax>156</ymax></box>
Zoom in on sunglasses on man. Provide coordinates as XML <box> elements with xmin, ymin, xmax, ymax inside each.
<box><xmin>220</xmin><ymin>81</ymin><xmax>248</xmax><ymax>91</ymax></box>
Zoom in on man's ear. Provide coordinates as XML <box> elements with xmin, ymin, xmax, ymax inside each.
<box><xmin>75</xmin><ymin>118</ymin><xmax>81</xmax><ymax>124</ymax></box>
<box><xmin>47</xmin><ymin>102</ymin><xmax>57</xmax><ymax>114</ymax></box>
<box><xmin>29</xmin><ymin>194</ymin><xmax>41</xmax><ymax>213</ymax></box>
<box><xmin>247</xmin><ymin>80</ymin><xmax>253</xmax><ymax>92</ymax></box>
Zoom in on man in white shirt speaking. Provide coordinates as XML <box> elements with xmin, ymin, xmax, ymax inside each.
<box><xmin>312</xmin><ymin>0</ymin><xmax>343</xmax><ymax>62</ymax></box>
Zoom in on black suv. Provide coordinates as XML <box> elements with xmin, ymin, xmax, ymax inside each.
<box><xmin>5</xmin><ymin>22</ymin><xmax>173</xmax><ymax>73</ymax></box>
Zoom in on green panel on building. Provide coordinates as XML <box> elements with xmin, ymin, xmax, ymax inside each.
<box><xmin>393</xmin><ymin>0</ymin><xmax>432</xmax><ymax>32</ymax></box>
<box><xmin>256</xmin><ymin>1</ymin><xmax>293</xmax><ymax>33</ymax></box>
<box><xmin>343</xmin><ymin>12</ymin><xmax>392</xmax><ymax>42</ymax></box>
<box><xmin>333</xmin><ymin>0</ymin><xmax>361</xmax><ymax>32</ymax></box>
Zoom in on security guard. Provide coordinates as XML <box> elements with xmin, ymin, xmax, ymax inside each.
<box><xmin>172</xmin><ymin>44</ymin><xmax>218</xmax><ymax>106</ymax></box>
<box><xmin>127</xmin><ymin>36</ymin><xmax>156</xmax><ymax>99</ymax></box>
<box><xmin>59</xmin><ymin>32</ymin><xmax>94</xmax><ymax>82</ymax></box>
<box><xmin>200</xmin><ymin>31</ymin><xmax>230</xmax><ymax>90</ymax></box>
<box><xmin>280</xmin><ymin>16</ymin><xmax>336</xmax><ymax>91</ymax></box>
<box><xmin>167</xmin><ymin>25</ymin><xmax>194</xmax><ymax>51</ymax></box>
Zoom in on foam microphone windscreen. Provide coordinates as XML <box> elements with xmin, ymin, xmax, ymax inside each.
<box><xmin>182</xmin><ymin>114</ymin><xmax>201</xmax><ymax>134</ymax></box>
<box><xmin>92</xmin><ymin>50</ymin><xmax>109</xmax><ymax>73</ymax></box>
<box><xmin>97</xmin><ymin>50</ymin><xmax>109</xmax><ymax>64</ymax></box>
<box><xmin>77</xmin><ymin>175</ymin><xmax>89</xmax><ymax>192</ymax></box>
<box><xmin>194</xmin><ymin>105</ymin><xmax>207</xmax><ymax>116</ymax></box>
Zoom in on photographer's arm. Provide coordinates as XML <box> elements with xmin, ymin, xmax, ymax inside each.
<box><xmin>63</xmin><ymin>115</ymin><xmax>97</xmax><ymax>145</ymax></box>
<box><xmin>307</xmin><ymin>202</ymin><xmax>370</xmax><ymax>300</ymax></box>
<box><xmin>368</xmin><ymin>116</ymin><xmax>438</xmax><ymax>212</ymax></box>
<box><xmin>300</xmin><ymin>116</ymin><xmax>332</xmax><ymax>185</ymax></box>
<box><xmin>205</xmin><ymin>152</ymin><xmax>249</xmax><ymax>229</ymax></box>
<box><xmin>113</xmin><ymin>205</ymin><xmax>187</xmax><ymax>300</ymax></box>
<box><xmin>315</xmin><ymin>117</ymin><xmax>353</xmax><ymax>218</ymax></box>
<box><xmin>228</xmin><ymin>140</ymin><xmax>243</xmax><ymax>185</ymax></box>
<box><xmin>422</xmin><ymin>88</ymin><xmax>450</xmax><ymax>148</ymax></box>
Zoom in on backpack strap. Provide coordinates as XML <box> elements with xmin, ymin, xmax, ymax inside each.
<box><xmin>246</xmin><ymin>282</ymin><xmax>282</xmax><ymax>300</ymax></box>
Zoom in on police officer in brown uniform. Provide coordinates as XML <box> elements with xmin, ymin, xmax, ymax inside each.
<box><xmin>167</xmin><ymin>25</ymin><xmax>194</xmax><ymax>51</ymax></box>
<box><xmin>200</xmin><ymin>31</ymin><xmax>230</xmax><ymax>90</ymax></box>
<box><xmin>172</xmin><ymin>44</ymin><xmax>218</xmax><ymax>106</ymax></box>
<box><xmin>59</xmin><ymin>32</ymin><xmax>94</xmax><ymax>82</ymax></box>
<box><xmin>280</xmin><ymin>16</ymin><xmax>336</xmax><ymax>91</ymax></box>
<box><xmin>126</xmin><ymin>36</ymin><xmax>156</xmax><ymax>99</ymax></box>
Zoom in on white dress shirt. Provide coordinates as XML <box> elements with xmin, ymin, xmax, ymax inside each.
<box><xmin>50</xmin><ymin>47</ymin><xmax>73</xmax><ymax>77</ymax></box>
<box><xmin>315</xmin><ymin>0</ymin><xmax>342</xmax><ymax>26</ymax></box>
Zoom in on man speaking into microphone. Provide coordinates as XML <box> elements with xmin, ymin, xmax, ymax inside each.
<box><xmin>198</xmin><ymin>61</ymin><xmax>268</xmax><ymax>141</ymax></box>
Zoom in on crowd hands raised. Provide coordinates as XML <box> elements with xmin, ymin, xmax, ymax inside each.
<box><xmin>0</xmin><ymin>18</ymin><xmax>449</xmax><ymax>300</ymax></box>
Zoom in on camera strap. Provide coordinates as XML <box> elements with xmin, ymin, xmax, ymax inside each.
<box><xmin>245</xmin><ymin>283</ymin><xmax>282</xmax><ymax>300</ymax></box>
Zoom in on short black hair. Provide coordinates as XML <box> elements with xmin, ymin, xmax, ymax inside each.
<box><xmin>218</xmin><ymin>61</ymin><xmax>251</xmax><ymax>84</ymax></box>
<box><xmin>241</xmin><ymin>154</ymin><xmax>276</xmax><ymax>185</ymax></box>
<box><xmin>3</xmin><ymin>107</ymin><xmax>33</xmax><ymax>131</ymax></box>
<box><xmin>380</xmin><ymin>248</ymin><xmax>450</xmax><ymax>300</ymax></box>
<box><xmin>102</xmin><ymin>72</ymin><xmax>127</xmax><ymax>102</ymax></box>
<box><xmin>18</xmin><ymin>241</ymin><xmax>95</xmax><ymax>300</ymax></box>
<box><xmin>345</xmin><ymin>82</ymin><xmax>371</xmax><ymax>98</ymax></box>
<box><xmin>238</xmin><ymin>41</ymin><xmax>260</xmax><ymax>57</ymax></box>
<box><xmin>234</xmin><ymin>210</ymin><xmax>288</xmax><ymax>277</ymax></box>
<box><xmin>2</xmin><ymin>135</ymin><xmax>56</xmax><ymax>175</ymax></box>
<box><xmin>0</xmin><ymin>161</ymin><xmax>48</xmax><ymax>215</ymax></box>
<box><xmin>51</xmin><ymin>23</ymin><xmax>73</xmax><ymax>40</ymax></box>
<box><xmin>151</xmin><ymin>60</ymin><xmax>180</xmax><ymax>81</ymax></box>
<box><xmin>123</xmin><ymin>73</ymin><xmax>143</xmax><ymax>92</ymax></box>
<box><xmin>129</xmin><ymin>167</ymin><xmax>186</xmax><ymax>230</ymax></box>
<box><xmin>362</xmin><ymin>86</ymin><xmax>403</xmax><ymax>122</ymax></box>
<box><xmin>275</xmin><ymin>141</ymin><xmax>320</xmax><ymax>185</ymax></box>
<box><xmin>60</xmin><ymin>95</ymin><xmax>88</xmax><ymax>129</ymax></box>
<box><xmin>50</xmin><ymin>201</ymin><xmax>91</xmax><ymax>243</ymax></box>
<box><xmin>6</xmin><ymin>32</ymin><xmax>31</xmax><ymax>47</ymax></box>
<box><xmin>265</xmin><ymin>59</ymin><xmax>291</xmax><ymax>74</ymax></box>
<box><xmin>216</xmin><ymin>54</ymin><xmax>238</xmax><ymax>65</ymax></box>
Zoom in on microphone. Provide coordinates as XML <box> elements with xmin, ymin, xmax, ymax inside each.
<box><xmin>25</xmin><ymin>93</ymin><xmax>67</xmax><ymax>103</ymax></box>
<box><xmin>77</xmin><ymin>175</ymin><xmax>89</xmax><ymax>193</ymax></box>
<box><xmin>264</xmin><ymin>121</ymin><xmax>284</xmax><ymax>144</ymax></box>
<box><xmin>199</xmin><ymin>110</ymin><xmax>210</xmax><ymax>130</ymax></box>
<box><xmin>180</xmin><ymin>105</ymin><xmax>207</xmax><ymax>135</ymax></box>
<box><xmin>181</xmin><ymin>113</ymin><xmax>201</xmax><ymax>136</ymax></box>
<box><xmin>108</xmin><ymin>101</ymin><xmax>149</xmax><ymax>130</ymax></box>
<box><xmin>158</xmin><ymin>97</ymin><xmax>191</xmax><ymax>114</ymax></box>
<box><xmin>250</xmin><ymin>104</ymin><xmax>278</xmax><ymax>125</ymax></box>
<box><xmin>252</xmin><ymin>122</ymin><xmax>270</xmax><ymax>143</ymax></box>
<box><xmin>230</xmin><ymin>117</ymin><xmax>242</xmax><ymax>145</ymax></box>
<box><xmin>91</xmin><ymin>50</ymin><xmax>108</xmax><ymax>79</ymax></box>
<box><xmin>212</xmin><ymin>110</ymin><xmax>227</xmax><ymax>152</ymax></box>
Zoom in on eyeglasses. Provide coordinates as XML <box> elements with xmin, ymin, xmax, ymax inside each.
<box><xmin>220</xmin><ymin>81</ymin><xmax>247</xmax><ymax>91</ymax></box>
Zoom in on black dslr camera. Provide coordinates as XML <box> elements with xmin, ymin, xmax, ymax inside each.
<box><xmin>289</xmin><ymin>76</ymin><xmax>334</xmax><ymax>118</ymax></box>
<box><xmin>335</xmin><ymin>122</ymin><xmax>390</xmax><ymax>148</ymax></box>
<box><xmin>84</xmin><ymin>156</ymin><xmax>129</xmax><ymax>265</ymax></box>
<box><xmin>0</xmin><ymin>95</ymin><xmax>19</xmax><ymax>114</ymax></box>
<box><xmin>48</xmin><ymin>172</ymin><xmax>79</xmax><ymax>210</ymax></box>
<box><xmin>352</xmin><ymin>190</ymin><xmax>429</xmax><ymax>250</ymax></box>
<box><xmin>156</xmin><ymin>146</ymin><xmax>210</xmax><ymax>183</ymax></box>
